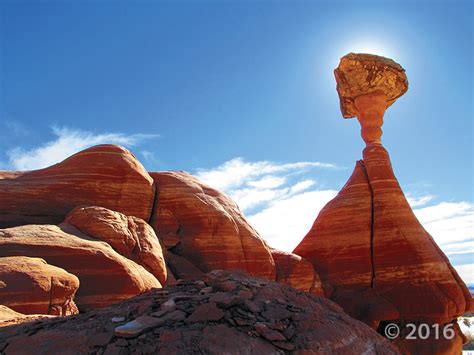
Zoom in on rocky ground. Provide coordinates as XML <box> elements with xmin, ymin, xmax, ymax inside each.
<box><xmin>0</xmin><ymin>271</ymin><xmax>399</xmax><ymax>355</ymax></box>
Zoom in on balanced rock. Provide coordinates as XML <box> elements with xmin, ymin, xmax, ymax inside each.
<box><xmin>295</xmin><ymin>53</ymin><xmax>472</xmax><ymax>354</ymax></box>
<box><xmin>0</xmin><ymin>224</ymin><xmax>161</xmax><ymax>311</ymax></box>
<box><xmin>150</xmin><ymin>171</ymin><xmax>275</xmax><ymax>280</ymax></box>
<box><xmin>0</xmin><ymin>145</ymin><xmax>155</xmax><ymax>228</ymax></box>
<box><xmin>0</xmin><ymin>271</ymin><xmax>400</xmax><ymax>354</ymax></box>
<box><xmin>0</xmin><ymin>256</ymin><xmax>79</xmax><ymax>316</ymax></box>
<box><xmin>271</xmin><ymin>249</ymin><xmax>323</xmax><ymax>296</ymax></box>
<box><xmin>64</xmin><ymin>206</ymin><xmax>167</xmax><ymax>285</ymax></box>
<box><xmin>334</xmin><ymin>52</ymin><xmax>408</xmax><ymax>119</ymax></box>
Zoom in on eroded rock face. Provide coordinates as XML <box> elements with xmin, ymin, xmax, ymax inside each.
<box><xmin>64</xmin><ymin>206</ymin><xmax>167</xmax><ymax>285</ymax></box>
<box><xmin>0</xmin><ymin>256</ymin><xmax>79</xmax><ymax>316</ymax></box>
<box><xmin>150</xmin><ymin>172</ymin><xmax>276</xmax><ymax>280</ymax></box>
<box><xmin>0</xmin><ymin>271</ymin><xmax>400</xmax><ymax>354</ymax></box>
<box><xmin>271</xmin><ymin>250</ymin><xmax>323</xmax><ymax>296</ymax></box>
<box><xmin>0</xmin><ymin>224</ymin><xmax>161</xmax><ymax>311</ymax></box>
<box><xmin>294</xmin><ymin>145</ymin><xmax>472</xmax><ymax>354</ymax></box>
<box><xmin>0</xmin><ymin>145</ymin><xmax>155</xmax><ymax>228</ymax></box>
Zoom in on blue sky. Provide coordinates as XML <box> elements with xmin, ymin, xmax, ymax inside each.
<box><xmin>1</xmin><ymin>0</ymin><xmax>472</xmax><ymax>283</ymax></box>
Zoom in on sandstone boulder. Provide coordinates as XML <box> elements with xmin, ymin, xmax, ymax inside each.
<box><xmin>0</xmin><ymin>224</ymin><xmax>161</xmax><ymax>311</ymax></box>
<box><xmin>150</xmin><ymin>171</ymin><xmax>275</xmax><ymax>280</ymax></box>
<box><xmin>0</xmin><ymin>256</ymin><xmax>79</xmax><ymax>316</ymax></box>
<box><xmin>271</xmin><ymin>249</ymin><xmax>323</xmax><ymax>296</ymax></box>
<box><xmin>0</xmin><ymin>145</ymin><xmax>155</xmax><ymax>228</ymax></box>
<box><xmin>64</xmin><ymin>206</ymin><xmax>167</xmax><ymax>284</ymax></box>
<box><xmin>0</xmin><ymin>271</ymin><xmax>400</xmax><ymax>354</ymax></box>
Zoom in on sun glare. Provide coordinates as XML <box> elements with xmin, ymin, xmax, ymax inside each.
<box><xmin>342</xmin><ymin>40</ymin><xmax>397</xmax><ymax>58</ymax></box>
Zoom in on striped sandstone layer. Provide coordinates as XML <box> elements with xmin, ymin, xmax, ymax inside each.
<box><xmin>64</xmin><ymin>206</ymin><xmax>167</xmax><ymax>285</ymax></box>
<box><xmin>0</xmin><ymin>224</ymin><xmax>161</xmax><ymax>311</ymax></box>
<box><xmin>294</xmin><ymin>144</ymin><xmax>472</xmax><ymax>354</ymax></box>
<box><xmin>0</xmin><ymin>145</ymin><xmax>155</xmax><ymax>228</ymax></box>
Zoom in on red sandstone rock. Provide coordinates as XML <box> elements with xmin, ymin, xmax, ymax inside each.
<box><xmin>0</xmin><ymin>224</ymin><xmax>161</xmax><ymax>311</ymax></box>
<box><xmin>0</xmin><ymin>256</ymin><xmax>79</xmax><ymax>316</ymax></box>
<box><xmin>150</xmin><ymin>171</ymin><xmax>275</xmax><ymax>280</ymax></box>
<box><xmin>271</xmin><ymin>249</ymin><xmax>324</xmax><ymax>296</ymax></box>
<box><xmin>0</xmin><ymin>145</ymin><xmax>155</xmax><ymax>228</ymax></box>
<box><xmin>64</xmin><ymin>206</ymin><xmax>167</xmax><ymax>284</ymax></box>
<box><xmin>0</xmin><ymin>271</ymin><xmax>400</xmax><ymax>354</ymax></box>
<box><xmin>294</xmin><ymin>145</ymin><xmax>472</xmax><ymax>353</ymax></box>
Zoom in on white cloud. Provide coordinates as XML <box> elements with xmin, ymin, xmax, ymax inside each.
<box><xmin>248</xmin><ymin>189</ymin><xmax>337</xmax><ymax>251</ymax></box>
<box><xmin>6</xmin><ymin>127</ymin><xmax>158</xmax><ymax>171</ymax></box>
<box><xmin>196</xmin><ymin>157</ymin><xmax>339</xmax><ymax>250</ymax></box>
<box><xmin>406</xmin><ymin>193</ymin><xmax>435</xmax><ymax>207</ymax></box>
<box><xmin>247</xmin><ymin>176</ymin><xmax>287</xmax><ymax>189</ymax></box>
<box><xmin>197</xmin><ymin>157</ymin><xmax>473</xmax><ymax>286</ymax></box>
<box><xmin>196</xmin><ymin>157</ymin><xmax>336</xmax><ymax>191</ymax></box>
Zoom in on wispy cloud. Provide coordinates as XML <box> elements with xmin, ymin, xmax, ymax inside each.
<box><xmin>196</xmin><ymin>158</ymin><xmax>473</xmax><ymax>285</ymax></box>
<box><xmin>196</xmin><ymin>157</ymin><xmax>337</xmax><ymax>192</ymax></box>
<box><xmin>196</xmin><ymin>157</ymin><xmax>338</xmax><ymax>211</ymax></box>
<box><xmin>5</xmin><ymin>127</ymin><xmax>158</xmax><ymax>171</ymax></box>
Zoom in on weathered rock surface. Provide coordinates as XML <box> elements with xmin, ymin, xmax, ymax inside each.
<box><xmin>150</xmin><ymin>171</ymin><xmax>276</xmax><ymax>280</ymax></box>
<box><xmin>0</xmin><ymin>224</ymin><xmax>161</xmax><ymax>311</ymax></box>
<box><xmin>334</xmin><ymin>53</ymin><xmax>408</xmax><ymax>118</ymax></box>
<box><xmin>64</xmin><ymin>206</ymin><xmax>167</xmax><ymax>284</ymax></box>
<box><xmin>0</xmin><ymin>144</ymin><xmax>155</xmax><ymax>228</ymax></box>
<box><xmin>0</xmin><ymin>256</ymin><xmax>79</xmax><ymax>316</ymax></box>
<box><xmin>294</xmin><ymin>145</ymin><xmax>472</xmax><ymax>354</ymax></box>
<box><xmin>271</xmin><ymin>249</ymin><xmax>324</xmax><ymax>296</ymax></box>
<box><xmin>0</xmin><ymin>271</ymin><xmax>400</xmax><ymax>354</ymax></box>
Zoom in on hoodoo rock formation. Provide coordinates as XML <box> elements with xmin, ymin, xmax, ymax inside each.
<box><xmin>0</xmin><ymin>271</ymin><xmax>400</xmax><ymax>355</ymax></box>
<box><xmin>294</xmin><ymin>53</ymin><xmax>472</xmax><ymax>354</ymax></box>
<box><xmin>150</xmin><ymin>171</ymin><xmax>276</xmax><ymax>280</ymax></box>
<box><xmin>0</xmin><ymin>144</ymin><xmax>155</xmax><ymax>228</ymax></box>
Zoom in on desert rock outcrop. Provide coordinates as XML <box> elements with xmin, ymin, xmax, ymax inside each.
<box><xmin>0</xmin><ymin>256</ymin><xmax>79</xmax><ymax>316</ymax></box>
<box><xmin>0</xmin><ymin>224</ymin><xmax>161</xmax><ymax>311</ymax></box>
<box><xmin>150</xmin><ymin>171</ymin><xmax>276</xmax><ymax>280</ymax></box>
<box><xmin>0</xmin><ymin>144</ymin><xmax>155</xmax><ymax>228</ymax></box>
<box><xmin>64</xmin><ymin>206</ymin><xmax>167</xmax><ymax>285</ymax></box>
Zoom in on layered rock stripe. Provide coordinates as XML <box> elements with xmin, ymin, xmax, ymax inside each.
<box><xmin>150</xmin><ymin>171</ymin><xmax>276</xmax><ymax>280</ymax></box>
